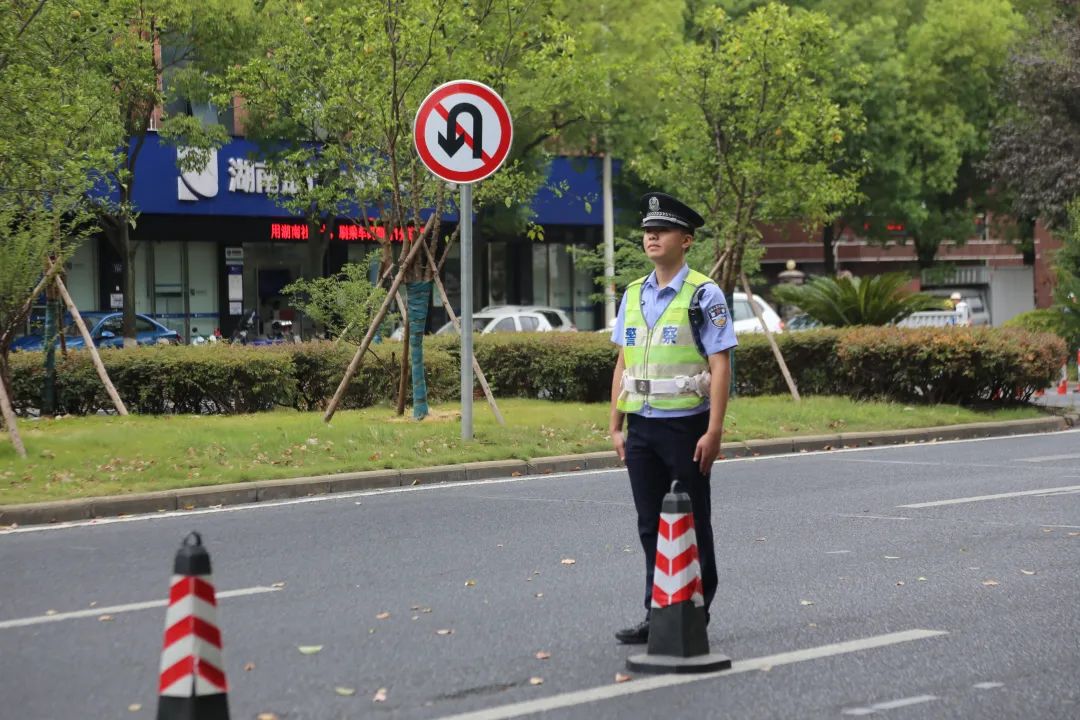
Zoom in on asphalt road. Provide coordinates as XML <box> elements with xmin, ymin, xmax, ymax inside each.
<box><xmin>2</xmin><ymin>429</ymin><xmax>1078</xmax><ymax>719</ymax></box>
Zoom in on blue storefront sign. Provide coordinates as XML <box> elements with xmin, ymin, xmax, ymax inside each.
<box><xmin>128</xmin><ymin>134</ymin><xmax>610</xmax><ymax>226</ymax></box>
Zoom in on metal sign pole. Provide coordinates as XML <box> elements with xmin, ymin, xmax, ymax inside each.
<box><xmin>460</xmin><ymin>183</ymin><xmax>474</xmax><ymax>440</ymax></box>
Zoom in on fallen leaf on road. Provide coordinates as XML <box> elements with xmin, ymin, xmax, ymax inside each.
<box><xmin>256</xmin><ymin>714</ymin><xmax>279</xmax><ymax>720</ymax></box>
<box><xmin>614</xmin><ymin>673</ymin><xmax>631</xmax><ymax>683</ymax></box>
<box><xmin>535</xmin><ymin>651</ymin><xmax>551</xmax><ymax>660</ymax></box>
<box><xmin>436</xmin><ymin>628</ymin><xmax>454</xmax><ymax>636</ymax></box>
<box><xmin>511</xmin><ymin>471</ymin><xmax>523</xmax><ymax>477</ymax></box>
<box><xmin>529</xmin><ymin>677</ymin><xmax>544</xmax><ymax>686</ymax></box>
<box><xmin>376</xmin><ymin>612</ymin><xmax>391</xmax><ymax>620</ymax></box>
<box><xmin>271</xmin><ymin>582</ymin><xmax>286</xmax><ymax>588</ymax></box>
<box><xmin>373</xmin><ymin>688</ymin><xmax>388</xmax><ymax>703</ymax></box>
<box><xmin>918</xmin><ymin>577</ymin><xmax>927</xmax><ymax>581</ymax></box>
<box><xmin>127</xmin><ymin>703</ymin><xmax>141</xmax><ymax>712</ymax></box>
<box><xmin>896</xmin><ymin>581</ymin><xmax>905</xmax><ymax>586</ymax></box>
<box><xmin>298</xmin><ymin>645</ymin><xmax>323</xmax><ymax>655</ymax></box>
<box><xmin>884</xmin><ymin>556</ymin><xmax>900</xmax><ymax>560</ymax></box>
<box><xmin>421</xmin><ymin>607</ymin><xmax>432</xmax><ymax>613</ymax></box>
<box><xmin>561</xmin><ymin>558</ymin><xmax>576</xmax><ymax>565</ymax></box>
<box><xmin>244</xmin><ymin>662</ymin><xmax>256</xmax><ymax>672</ymax></box>
<box><xmin>982</xmin><ymin>580</ymin><xmax>999</xmax><ymax>587</ymax></box>
<box><xmin>535</xmin><ymin>593</ymin><xmax>544</xmax><ymax>598</ymax></box>
<box><xmin>335</xmin><ymin>687</ymin><xmax>356</xmax><ymax>696</ymax></box>
<box><xmin>754</xmin><ymin>537</ymin><xmax>767</xmax><ymax>542</ymax></box>
<box><xmin>411</xmin><ymin>605</ymin><xmax>421</xmax><ymax>610</ymax></box>
<box><xmin>808</xmin><ymin>623</ymin><xmax>818</xmax><ymax>628</ymax></box>
<box><xmin>799</xmin><ymin>600</ymin><xmax>815</xmax><ymax>606</ymax></box>
<box><xmin>89</xmin><ymin>601</ymin><xmax>97</xmax><ymax>608</ymax></box>
<box><xmin>1041</xmin><ymin>528</ymin><xmax>1053</xmax><ymax>533</ymax></box>
<box><xmin>465</xmin><ymin>580</ymin><xmax>477</xmax><ymax>587</ymax></box>
<box><xmin>98</xmin><ymin>615</ymin><xmax>114</xmax><ymax>622</ymax></box>
<box><xmin>1068</xmin><ymin>532</ymin><xmax>1079</xmax><ymax>537</ymax></box>
<box><xmin>1020</xmin><ymin>570</ymin><xmax>1036</xmax><ymax>576</ymax></box>
<box><xmin>45</xmin><ymin>609</ymin><xmax>57</xmax><ymax>616</ymax></box>
<box><xmin>412</xmin><ymin>615</ymin><xmax>419</xmax><ymax>621</ymax></box>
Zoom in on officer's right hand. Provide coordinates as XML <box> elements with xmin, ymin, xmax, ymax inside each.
<box><xmin>610</xmin><ymin>428</ymin><xmax>626</xmax><ymax>462</ymax></box>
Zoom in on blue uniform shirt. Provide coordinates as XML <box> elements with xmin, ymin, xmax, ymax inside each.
<box><xmin>610</xmin><ymin>264</ymin><xmax>738</xmax><ymax>418</ymax></box>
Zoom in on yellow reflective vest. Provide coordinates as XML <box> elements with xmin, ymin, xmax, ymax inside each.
<box><xmin>617</xmin><ymin>269</ymin><xmax>712</xmax><ymax>413</ymax></box>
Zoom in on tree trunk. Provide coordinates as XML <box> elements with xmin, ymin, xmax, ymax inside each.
<box><xmin>0</xmin><ymin>358</ymin><xmax>26</xmax><ymax>458</ymax></box>
<box><xmin>406</xmin><ymin>280</ymin><xmax>432</xmax><ymax>420</ymax></box>
<box><xmin>395</xmin><ymin>290</ymin><xmax>408</xmax><ymax>417</ymax></box>
<box><xmin>822</xmin><ymin>223</ymin><xmax>836</xmax><ymax>276</ymax></box>
<box><xmin>914</xmin><ymin>234</ymin><xmax>938</xmax><ymax>269</ymax></box>
<box><xmin>41</xmin><ymin>289</ymin><xmax>59</xmax><ymax>417</ymax></box>
<box><xmin>119</xmin><ymin>222</ymin><xmax>137</xmax><ymax>351</ymax></box>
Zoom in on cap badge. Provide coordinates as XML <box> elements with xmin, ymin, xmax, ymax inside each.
<box><xmin>648</xmin><ymin>196</ymin><xmax>660</xmax><ymax>212</ymax></box>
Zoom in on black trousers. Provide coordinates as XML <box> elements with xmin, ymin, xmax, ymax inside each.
<box><xmin>625</xmin><ymin>412</ymin><xmax>718</xmax><ymax>614</ymax></box>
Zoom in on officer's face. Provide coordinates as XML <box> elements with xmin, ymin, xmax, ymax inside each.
<box><xmin>642</xmin><ymin>226</ymin><xmax>691</xmax><ymax>262</ymax></box>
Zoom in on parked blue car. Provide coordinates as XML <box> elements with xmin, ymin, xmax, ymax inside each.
<box><xmin>10</xmin><ymin>312</ymin><xmax>181</xmax><ymax>351</ymax></box>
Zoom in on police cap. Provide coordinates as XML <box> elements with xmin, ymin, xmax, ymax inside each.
<box><xmin>640</xmin><ymin>192</ymin><xmax>705</xmax><ymax>231</ymax></box>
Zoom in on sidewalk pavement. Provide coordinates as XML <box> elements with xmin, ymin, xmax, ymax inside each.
<box><xmin>1</xmin><ymin>414</ymin><xmax>1075</xmax><ymax>529</ymax></box>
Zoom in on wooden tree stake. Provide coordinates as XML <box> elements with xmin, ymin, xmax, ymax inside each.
<box><xmin>54</xmin><ymin>275</ymin><xmax>129</xmax><ymax>415</ymax></box>
<box><xmin>323</xmin><ymin>215</ymin><xmax>434</xmax><ymax>423</ymax></box>
<box><xmin>741</xmin><ymin>272</ymin><xmax>800</xmax><ymax>402</ymax></box>
<box><xmin>421</xmin><ymin>239</ymin><xmax>505</xmax><ymax>426</ymax></box>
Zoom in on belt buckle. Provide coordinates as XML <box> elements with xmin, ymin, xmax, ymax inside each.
<box><xmin>634</xmin><ymin>379</ymin><xmax>650</xmax><ymax>394</ymax></box>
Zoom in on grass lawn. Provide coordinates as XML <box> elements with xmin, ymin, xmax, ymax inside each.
<box><xmin>0</xmin><ymin>396</ymin><xmax>1046</xmax><ymax>505</ymax></box>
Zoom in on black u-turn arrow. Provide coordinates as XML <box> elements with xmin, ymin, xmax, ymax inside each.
<box><xmin>438</xmin><ymin>102</ymin><xmax>483</xmax><ymax>159</ymax></box>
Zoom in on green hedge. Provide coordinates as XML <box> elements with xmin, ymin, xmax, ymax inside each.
<box><xmin>5</xmin><ymin>326</ymin><xmax>1065</xmax><ymax>415</ymax></box>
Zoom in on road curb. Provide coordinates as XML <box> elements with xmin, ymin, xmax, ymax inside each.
<box><xmin>1</xmin><ymin>415</ymin><xmax>1073</xmax><ymax>528</ymax></box>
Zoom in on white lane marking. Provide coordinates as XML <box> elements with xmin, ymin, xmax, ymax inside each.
<box><xmin>973</xmin><ymin>682</ymin><xmax>1004</xmax><ymax>690</ymax></box>
<box><xmin>5</xmin><ymin>427</ymin><xmax>1077</xmax><ymax>535</ymax></box>
<box><xmin>825</xmin><ymin>550</ymin><xmax>851</xmax><ymax>554</ymax></box>
<box><xmin>1035</xmin><ymin>488</ymin><xmax>1080</xmax><ymax>498</ymax></box>
<box><xmin>838</xmin><ymin>514</ymin><xmax>911</xmax><ymax>521</ymax></box>
<box><xmin>842</xmin><ymin>694</ymin><xmax>939</xmax><ymax>715</ymax></box>
<box><xmin>1019</xmin><ymin>453</ymin><xmax>1080</xmax><ymax>463</ymax></box>
<box><xmin>899</xmin><ymin>484</ymin><xmax>1080</xmax><ymax>508</ymax></box>
<box><xmin>433</xmin><ymin>629</ymin><xmax>947</xmax><ymax>720</ymax></box>
<box><xmin>0</xmin><ymin>585</ymin><xmax>280</xmax><ymax>630</ymax></box>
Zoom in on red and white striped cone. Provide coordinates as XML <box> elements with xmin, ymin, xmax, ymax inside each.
<box><xmin>1058</xmin><ymin>365</ymin><xmax>1069</xmax><ymax>395</ymax></box>
<box><xmin>626</xmin><ymin>481</ymin><xmax>731</xmax><ymax>674</ymax></box>
<box><xmin>157</xmin><ymin>532</ymin><xmax>230</xmax><ymax>720</ymax></box>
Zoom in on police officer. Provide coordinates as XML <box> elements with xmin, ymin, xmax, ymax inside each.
<box><xmin>609</xmin><ymin>192</ymin><xmax>737</xmax><ymax>644</ymax></box>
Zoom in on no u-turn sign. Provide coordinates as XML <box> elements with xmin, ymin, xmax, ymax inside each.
<box><xmin>414</xmin><ymin>80</ymin><xmax>512</xmax><ymax>184</ymax></box>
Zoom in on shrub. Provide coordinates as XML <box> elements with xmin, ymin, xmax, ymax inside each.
<box><xmin>1004</xmin><ymin>308</ymin><xmax>1079</xmax><ymax>353</ymax></box>
<box><xmin>5</xmin><ymin>326</ymin><xmax>1065</xmax><ymax>415</ymax></box>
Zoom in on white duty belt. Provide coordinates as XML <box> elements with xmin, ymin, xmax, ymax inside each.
<box><xmin>621</xmin><ymin>371</ymin><xmax>710</xmax><ymax>397</ymax></box>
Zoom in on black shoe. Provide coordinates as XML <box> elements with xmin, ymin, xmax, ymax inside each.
<box><xmin>615</xmin><ymin>619</ymin><xmax>650</xmax><ymax>644</ymax></box>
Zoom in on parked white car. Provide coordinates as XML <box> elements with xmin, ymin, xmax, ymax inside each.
<box><xmin>731</xmin><ymin>292</ymin><xmax>784</xmax><ymax>334</ymax></box>
<box><xmin>435</xmin><ymin>311</ymin><xmax>556</xmax><ymax>335</ymax></box>
<box><xmin>479</xmin><ymin>305</ymin><xmax>577</xmax><ymax>331</ymax></box>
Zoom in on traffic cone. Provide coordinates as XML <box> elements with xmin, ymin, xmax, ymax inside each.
<box><xmin>626</xmin><ymin>481</ymin><xmax>731</xmax><ymax>674</ymax></box>
<box><xmin>156</xmin><ymin>532</ymin><xmax>230</xmax><ymax>720</ymax></box>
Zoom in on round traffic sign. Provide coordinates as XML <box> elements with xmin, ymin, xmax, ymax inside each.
<box><xmin>414</xmin><ymin>80</ymin><xmax>512</xmax><ymax>184</ymax></box>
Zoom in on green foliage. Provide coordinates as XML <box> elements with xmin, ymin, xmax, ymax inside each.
<box><xmin>1003</xmin><ymin>309</ymin><xmax>1078</xmax><ymax>352</ymax></box>
<box><xmin>631</xmin><ymin>2</ymin><xmax>862</xmax><ymax>295</ymax></box>
<box><xmin>771</xmin><ymin>273</ymin><xmax>942</xmax><ymax>326</ymax></box>
<box><xmin>282</xmin><ymin>260</ymin><xmax>390</xmax><ymax>343</ymax></box>
<box><xmin>0</xmin><ymin>1</ymin><xmax>123</xmax><ymax>353</ymax></box>
<box><xmin>985</xmin><ymin>8</ymin><xmax>1080</xmax><ymax>229</ymax></box>
<box><xmin>1050</xmin><ymin>201</ymin><xmax>1080</xmax><ymax>350</ymax></box>
<box><xmin>817</xmin><ymin>0</ymin><xmax>1025</xmax><ymax>267</ymax></box>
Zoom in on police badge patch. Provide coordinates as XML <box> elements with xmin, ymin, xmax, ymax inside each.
<box><xmin>707</xmin><ymin>303</ymin><xmax>729</xmax><ymax>329</ymax></box>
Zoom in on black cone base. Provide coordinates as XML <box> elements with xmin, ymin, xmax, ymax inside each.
<box><xmin>157</xmin><ymin>694</ymin><xmax>230</xmax><ymax>720</ymax></box>
<box><xmin>626</xmin><ymin>651</ymin><xmax>732</xmax><ymax>674</ymax></box>
<box><xmin>626</xmin><ymin>602</ymin><xmax>731</xmax><ymax>674</ymax></box>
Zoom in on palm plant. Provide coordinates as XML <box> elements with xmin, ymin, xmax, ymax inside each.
<box><xmin>772</xmin><ymin>273</ymin><xmax>943</xmax><ymax>327</ymax></box>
